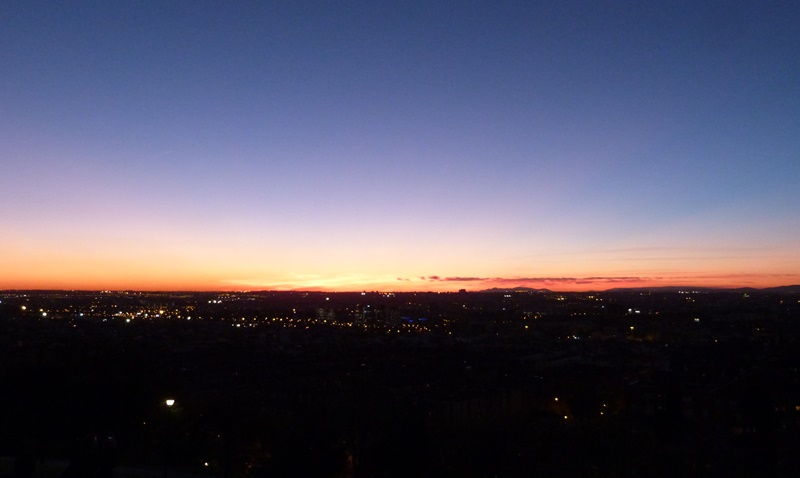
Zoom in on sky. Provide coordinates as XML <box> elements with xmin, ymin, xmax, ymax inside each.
<box><xmin>2</xmin><ymin>0</ymin><xmax>799</xmax><ymax>292</ymax></box>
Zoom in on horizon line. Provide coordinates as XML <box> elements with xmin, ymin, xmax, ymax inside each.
<box><xmin>2</xmin><ymin>284</ymin><xmax>799</xmax><ymax>294</ymax></box>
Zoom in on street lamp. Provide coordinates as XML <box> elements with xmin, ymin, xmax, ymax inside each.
<box><xmin>163</xmin><ymin>398</ymin><xmax>177</xmax><ymax>478</ymax></box>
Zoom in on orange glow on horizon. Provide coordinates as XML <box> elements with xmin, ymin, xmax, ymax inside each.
<box><xmin>2</xmin><ymin>238</ymin><xmax>798</xmax><ymax>293</ymax></box>
<box><xmin>2</xmin><ymin>272</ymin><xmax>797</xmax><ymax>293</ymax></box>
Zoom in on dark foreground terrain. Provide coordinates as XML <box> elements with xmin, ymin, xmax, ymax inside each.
<box><xmin>2</xmin><ymin>289</ymin><xmax>800</xmax><ymax>477</ymax></box>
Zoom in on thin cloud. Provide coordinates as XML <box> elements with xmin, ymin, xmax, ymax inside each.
<box><xmin>424</xmin><ymin>276</ymin><xmax>489</xmax><ymax>282</ymax></box>
<box><xmin>423</xmin><ymin>276</ymin><xmax>649</xmax><ymax>285</ymax></box>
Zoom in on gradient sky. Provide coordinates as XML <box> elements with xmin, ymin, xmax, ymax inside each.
<box><xmin>2</xmin><ymin>1</ymin><xmax>799</xmax><ymax>292</ymax></box>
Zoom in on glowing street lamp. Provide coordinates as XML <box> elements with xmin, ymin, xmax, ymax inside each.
<box><xmin>163</xmin><ymin>398</ymin><xmax>177</xmax><ymax>478</ymax></box>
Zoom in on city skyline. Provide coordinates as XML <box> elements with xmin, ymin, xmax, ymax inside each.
<box><xmin>2</xmin><ymin>1</ymin><xmax>799</xmax><ymax>292</ymax></box>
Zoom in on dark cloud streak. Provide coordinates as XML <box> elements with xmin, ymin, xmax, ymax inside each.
<box><xmin>424</xmin><ymin>275</ymin><xmax>649</xmax><ymax>285</ymax></box>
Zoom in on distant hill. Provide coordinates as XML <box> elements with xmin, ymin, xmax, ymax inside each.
<box><xmin>604</xmin><ymin>286</ymin><xmax>719</xmax><ymax>293</ymax></box>
<box><xmin>759</xmin><ymin>285</ymin><xmax>800</xmax><ymax>294</ymax></box>
<box><xmin>603</xmin><ymin>285</ymin><xmax>800</xmax><ymax>294</ymax></box>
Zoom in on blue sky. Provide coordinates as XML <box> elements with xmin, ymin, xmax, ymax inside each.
<box><xmin>2</xmin><ymin>1</ymin><xmax>799</xmax><ymax>291</ymax></box>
